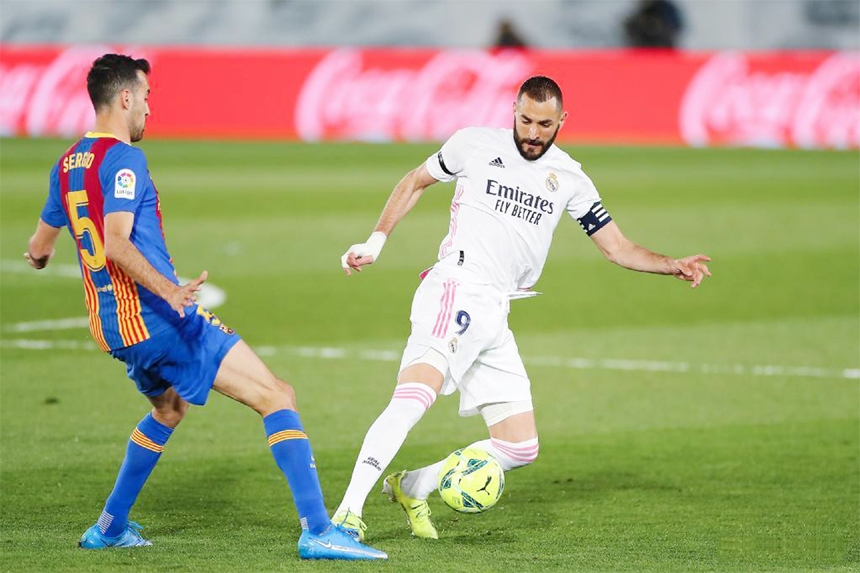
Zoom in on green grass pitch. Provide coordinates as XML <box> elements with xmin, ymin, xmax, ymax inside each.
<box><xmin>1</xmin><ymin>138</ymin><xmax>858</xmax><ymax>572</ymax></box>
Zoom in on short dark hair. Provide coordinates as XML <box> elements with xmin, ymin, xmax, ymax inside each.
<box><xmin>87</xmin><ymin>54</ymin><xmax>150</xmax><ymax>111</ymax></box>
<box><xmin>517</xmin><ymin>76</ymin><xmax>563</xmax><ymax>109</ymax></box>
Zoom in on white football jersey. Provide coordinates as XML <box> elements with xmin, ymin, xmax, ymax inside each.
<box><xmin>425</xmin><ymin>127</ymin><xmax>609</xmax><ymax>291</ymax></box>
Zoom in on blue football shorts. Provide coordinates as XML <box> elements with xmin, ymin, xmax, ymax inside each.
<box><xmin>109</xmin><ymin>306</ymin><xmax>241</xmax><ymax>406</ymax></box>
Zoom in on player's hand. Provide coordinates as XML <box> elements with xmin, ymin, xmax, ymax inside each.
<box><xmin>23</xmin><ymin>250</ymin><xmax>53</xmax><ymax>270</ymax></box>
<box><xmin>168</xmin><ymin>270</ymin><xmax>208</xmax><ymax>316</ymax></box>
<box><xmin>341</xmin><ymin>232</ymin><xmax>387</xmax><ymax>276</ymax></box>
<box><xmin>672</xmin><ymin>255</ymin><xmax>712</xmax><ymax>288</ymax></box>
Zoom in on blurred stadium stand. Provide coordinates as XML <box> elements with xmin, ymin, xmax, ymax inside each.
<box><xmin>0</xmin><ymin>0</ymin><xmax>857</xmax><ymax>50</ymax></box>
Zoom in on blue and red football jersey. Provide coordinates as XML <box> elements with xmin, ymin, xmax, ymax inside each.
<box><xmin>41</xmin><ymin>132</ymin><xmax>182</xmax><ymax>351</ymax></box>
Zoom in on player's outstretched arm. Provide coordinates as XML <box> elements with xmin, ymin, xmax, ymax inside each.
<box><xmin>104</xmin><ymin>211</ymin><xmax>205</xmax><ymax>316</ymax></box>
<box><xmin>590</xmin><ymin>221</ymin><xmax>711</xmax><ymax>288</ymax></box>
<box><xmin>341</xmin><ymin>163</ymin><xmax>439</xmax><ymax>275</ymax></box>
<box><xmin>24</xmin><ymin>219</ymin><xmax>62</xmax><ymax>269</ymax></box>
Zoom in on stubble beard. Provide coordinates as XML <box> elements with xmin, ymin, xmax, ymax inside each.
<box><xmin>512</xmin><ymin>123</ymin><xmax>560</xmax><ymax>161</ymax></box>
<box><xmin>130</xmin><ymin>119</ymin><xmax>146</xmax><ymax>143</ymax></box>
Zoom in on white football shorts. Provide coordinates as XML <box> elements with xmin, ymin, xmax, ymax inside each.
<box><xmin>398</xmin><ymin>268</ymin><xmax>532</xmax><ymax>417</ymax></box>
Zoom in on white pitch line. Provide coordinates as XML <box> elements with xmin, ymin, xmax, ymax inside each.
<box><xmin>1</xmin><ymin>259</ymin><xmax>226</xmax><ymax>311</ymax></box>
<box><xmin>4</xmin><ymin>317</ymin><xmax>91</xmax><ymax>333</ymax></box>
<box><xmin>1</xmin><ymin>339</ymin><xmax>857</xmax><ymax>380</ymax></box>
<box><xmin>1</xmin><ymin>339</ymin><xmax>99</xmax><ymax>351</ymax></box>
<box><xmin>1</xmin><ymin>259</ymin><xmax>83</xmax><ymax>278</ymax></box>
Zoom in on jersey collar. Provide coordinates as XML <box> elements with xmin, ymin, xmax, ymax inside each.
<box><xmin>85</xmin><ymin>131</ymin><xmax>119</xmax><ymax>139</ymax></box>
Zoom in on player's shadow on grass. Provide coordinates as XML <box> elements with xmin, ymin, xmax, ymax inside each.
<box><xmin>366</xmin><ymin>512</ymin><xmax>521</xmax><ymax>544</ymax></box>
<box><xmin>558</xmin><ymin>470</ymin><xmax>684</xmax><ymax>497</ymax></box>
<box><xmin>348</xmin><ymin>469</ymin><xmax>684</xmax><ymax>544</ymax></box>
<box><xmin>431</xmin><ymin>524</ymin><xmax>518</xmax><ymax>545</ymax></box>
<box><xmin>132</xmin><ymin>452</ymin><xmax>299</xmax><ymax>544</ymax></box>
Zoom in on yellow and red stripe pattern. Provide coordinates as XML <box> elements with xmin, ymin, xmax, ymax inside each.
<box><xmin>80</xmin><ymin>268</ymin><xmax>110</xmax><ymax>352</ymax></box>
<box><xmin>106</xmin><ymin>261</ymin><xmax>150</xmax><ymax>347</ymax></box>
<box><xmin>267</xmin><ymin>430</ymin><xmax>309</xmax><ymax>447</ymax></box>
<box><xmin>130</xmin><ymin>427</ymin><xmax>165</xmax><ymax>453</ymax></box>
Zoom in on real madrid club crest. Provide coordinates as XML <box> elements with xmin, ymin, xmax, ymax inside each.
<box><xmin>546</xmin><ymin>172</ymin><xmax>559</xmax><ymax>192</ymax></box>
<box><xmin>448</xmin><ymin>337</ymin><xmax>458</xmax><ymax>354</ymax></box>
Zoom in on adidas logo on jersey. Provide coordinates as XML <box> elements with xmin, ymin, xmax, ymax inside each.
<box><xmin>488</xmin><ymin>157</ymin><xmax>505</xmax><ymax>168</ymax></box>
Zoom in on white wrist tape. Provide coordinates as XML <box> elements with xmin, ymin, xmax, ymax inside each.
<box><xmin>341</xmin><ymin>231</ymin><xmax>388</xmax><ymax>269</ymax></box>
<box><xmin>365</xmin><ymin>231</ymin><xmax>387</xmax><ymax>258</ymax></box>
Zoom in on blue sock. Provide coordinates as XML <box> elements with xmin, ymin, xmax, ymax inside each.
<box><xmin>100</xmin><ymin>413</ymin><xmax>172</xmax><ymax>537</ymax></box>
<box><xmin>263</xmin><ymin>409</ymin><xmax>329</xmax><ymax>535</ymax></box>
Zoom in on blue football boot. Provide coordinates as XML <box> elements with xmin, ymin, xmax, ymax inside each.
<box><xmin>298</xmin><ymin>524</ymin><xmax>387</xmax><ymax>560</ymax></box>
<box><xmin>79</xmin><ymin>521</ymin><xmax>152</xmax><ymax>549</ymax></box>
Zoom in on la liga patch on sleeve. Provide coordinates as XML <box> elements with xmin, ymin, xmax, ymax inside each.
<box><xmin>115</xmin><ymin>168</ymin><xmax>136</xmax><ymax>199</ymax></box>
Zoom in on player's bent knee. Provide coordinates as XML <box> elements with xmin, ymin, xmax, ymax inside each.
<box><xmin>152</xmin><ymin>400</ymin><xmax>188</xmax><ymax>428</ymax></box>
<box><xmin>273</xmin><ymin>377</ymin><xmax>296</xmax><ymax>407</ymax></box>
<box><xmin>148</xmin><ymin>388</ymin><xmax>189</xmax><ymax>428</ymax></box>
<box><xmin>255</xmin><ymin>377</ymin><xmax>297</xmax><ymax>416</ymax></box>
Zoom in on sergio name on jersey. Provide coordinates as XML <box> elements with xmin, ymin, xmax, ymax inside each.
<box><xmin>425</xmin><ymin>127</ymin><xmax>612</xmax><ymax>292</ymax></box>
<box><xmin>40</xmin><ymin>132</ymin><xmax>182</xmax><ymax>352</ymax></box>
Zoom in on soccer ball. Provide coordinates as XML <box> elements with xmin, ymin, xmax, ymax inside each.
<box><xmin>437</xmin><ymin>447</ymin><xmax>505</xmax><ymax>513</ymax></box>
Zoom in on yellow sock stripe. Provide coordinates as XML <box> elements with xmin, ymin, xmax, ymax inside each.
<box><xmin>267</xmin><ymin>430</ymin><xmax>308</xmax><ymax>446</ymax></box>
<box><xmin>131</xmin><ymin>428</ymin><xmax>164</xmax><ymax>453</ymax></box>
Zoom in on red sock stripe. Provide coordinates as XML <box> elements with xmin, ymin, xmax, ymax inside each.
<box><xmin>267</xmin><ymin>430</ymin><xmax>308</xmax><ymax>446</ymax></box>
<box><xmin>130</xmin><ymin>428</ymin><xmax>164</xmax><ymax>453</ymax></box>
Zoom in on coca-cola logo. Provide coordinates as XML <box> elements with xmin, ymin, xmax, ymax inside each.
<box><xmin>680</xmin><ymin>52</ymin><xmax>860</xmax><ymax>149</ymax></box>
<box><xmin>0</xmin><ymin>46</ymin><xmax>150</xmax><ymax>137</ymax></box>
<box><xmin>295</xmin><ymin>49</ymin><xmax>534</xmax><ymax>142</ymax></box>
<box><xmin>794</xmin><ymin>53</ymin><xmax>860</xmax><ymax>149</ymax></box>
<box><xmin>0</xmin><ymin>62</ymin><xmax>37</xmax><ymax>136</ymax></box>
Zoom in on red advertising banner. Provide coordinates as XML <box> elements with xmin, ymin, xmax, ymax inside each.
<box><xmin>1</xmin><ymin>45</ymin><xmax>857</xmax><ymax>148</ymax></box>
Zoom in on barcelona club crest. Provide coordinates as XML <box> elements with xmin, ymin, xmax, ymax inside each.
<box><xmin>546</xmin><ymin>173</ymin><xmax>559</xmax><ymax>192</ymax></box>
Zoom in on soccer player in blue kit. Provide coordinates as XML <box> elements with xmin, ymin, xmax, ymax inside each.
<box><xmin>23</xmin><ymin>54</ymin><xmax>386</xmax><ymax>561</ymax></box>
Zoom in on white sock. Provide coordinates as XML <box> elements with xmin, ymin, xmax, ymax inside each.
<box><xmin>400</xmin><ymin>460</ymin><xmax>445</xmax><ymax>500</ymax></box>
<box><xmin>473</xmin><ymin>437</ymin><xmax>539</xmax><ymax>471</ymax></box>
<box><xmin>336</xmin><ymin>383</ymin><xmax>437</xmax><ymax>517</ymax></box>
<box><xmin>401</xmin><ymin>437</ymin><xmax>540</xmax><ymax>500</ymax></box>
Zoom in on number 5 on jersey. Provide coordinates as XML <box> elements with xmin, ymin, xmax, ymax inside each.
<box><xmin>66</xmin><ymin>190</ymin><xmax>106</xmax><ymax>271</ymax></box>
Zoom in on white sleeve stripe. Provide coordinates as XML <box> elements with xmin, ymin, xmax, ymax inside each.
<box><xmin>577</xmin><ymin>201</ymin><xmax>613</xmax><ymax>236</ymax></box>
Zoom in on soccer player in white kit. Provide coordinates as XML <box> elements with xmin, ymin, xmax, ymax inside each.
<box><xmin>334</xmin><ymin>76</ymin><xmax>711</xmax><ymax>541</ymax></box>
